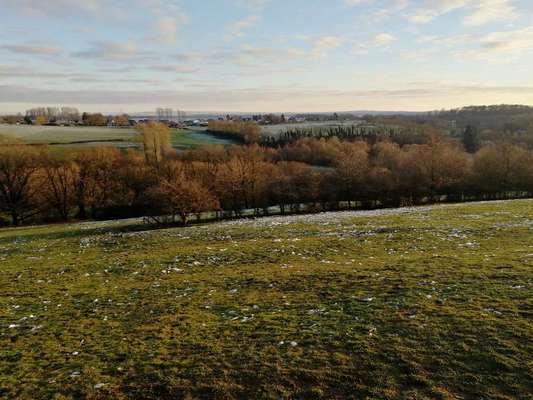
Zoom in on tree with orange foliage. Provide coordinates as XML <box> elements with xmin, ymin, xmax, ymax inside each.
<box><xmin>270</xmin><ymin>161</ymin><xmax>320</xmax><ymax>213</ymax></box>
<box><xmin>420</xmin><ymin>139</ymin><xmax>469</xmax><ymax>198</ymax></box>
<box><xmin>0</xmin><ymin>145</ymin><xmax>41</xmax><ymax>225</ymax></box>
<box><xmin>208</xmin><ymin>120</ymin><xmax>261</xmax><ymax>143</ymax></box>
<box><xmin>40</xmin><ymin>155</ymin><xmax>79</xmax><ymax>221</ymax></box>
<box><xmin>115</xmin><ymin>149</ymin><xmax>158</xmax><ymax>211</ymax></box>
<box><xmin>83</xmin><ymin>113</ymin><xmax>107</xmax><ymax>126</ymax></box>
<box><xmin>114</xmin><ymin>114</ymin><xmax>130</xmax><ymax>127</ymax></box>
<box><xmin>147</xmin><ymin>166</ymin><xmax>219</xmax><ymax>225</ymax></box>
<box><xmin>72</xmin><ymin>147</ymin><xmax>123</xmax><ymax>219</ymax></box>
<box><xmin>213</xmin><ymin>145</ymin><xmax>272</xmax><ymax>214</ymax></box>
<box><xmin>34</xmin><ymin>115</ymin><xmax>49</xmax><ymax>125</ymax></box>
<box><xmin>333</xmin><ymin>141</ymin><xmax>370</xmax><ymax>206</ymax></box>
<box><xmin>472</xmin><ymin>143</ymin><xmax>532</xmax><ymax>197</ymax></box>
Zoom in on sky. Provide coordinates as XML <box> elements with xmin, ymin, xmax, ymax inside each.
<box><xmin>1</xmin><ymin>0</ymin><xmax>533</xmax><ymax>114</ymax></box>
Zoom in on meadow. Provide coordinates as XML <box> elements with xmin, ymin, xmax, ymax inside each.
<box><xmin>0</xmin><ymin>124</ymin><xmax>236</xmax><ymax>150</ymax></box>
<box><xmin>0</xmin><ymin>124</ymin><xmax>137</xmax><ymax>144</ymax></box>
<box><xmin>1</xmin><ymin>200</ymin><xmax>532</xmax><ymax>399</ymax></box>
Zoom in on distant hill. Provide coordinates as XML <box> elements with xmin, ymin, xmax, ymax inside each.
<box><xmin>418</xmin><ymin>104</ymin><xmax>533</xmax><ymax>132</ymax></box>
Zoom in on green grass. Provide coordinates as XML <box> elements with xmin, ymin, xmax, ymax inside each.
<box><xmin>1</xmin><ymin>200</ymin><xmax>532</xmax><ymax>399</ymax></box>
<box><xmin>170</xmin><ymin>129</ymin><xmax>237</xmax><ymax>150</ymax></box>
<box><xmin>1</xmin><ymin>124</ymin><xmax>237</xmax><ymax>149</ymax></box>
<box><xmin>0</xmin><ymin>124</ymin><xmax>138</xmax><ymax>144</ymax></box>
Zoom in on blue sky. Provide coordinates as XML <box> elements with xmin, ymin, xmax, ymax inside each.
<box><xmin>1</xmin><ymin>0</ymin><xmax>533</xmax><ymax>113</ymax></box>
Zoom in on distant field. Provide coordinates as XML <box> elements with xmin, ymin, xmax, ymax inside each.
<box><xmin>0</xmin><ymin>124</ymin><xmax>237</xmax><ymax>150</ymax></box>
<box><xmin>0</xmin><ymin>124</ymin><xmax>137</xmax><ymax>144</ymax></box>
<box><xmin>1</xmin><ymin>200</ymin><xmax>531</xmax><ymax>399</ymax></box>
<box><xmin>171</xmin><ymin>129</ymin><xmax>237</xmax><ymax>150</ymax></box>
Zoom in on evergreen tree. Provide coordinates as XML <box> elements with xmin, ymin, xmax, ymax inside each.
<box><xmin>463</xmin><ymin>125</ymin><xmax>480</xmax><ymax>153</ymax></box>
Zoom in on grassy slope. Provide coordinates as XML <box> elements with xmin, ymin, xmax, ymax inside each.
<box><xmin>0</xmin><ymin>200</ymin><xmax>532</xmax><ymax>399</ymax></box>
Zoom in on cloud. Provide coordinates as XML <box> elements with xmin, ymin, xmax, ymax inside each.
<box><xmin>353</xmin><ymin>33</ymin><xmax>397</xmax><ymax>54</ymax></box>
<box><xmin>225</xmin><ymin>15</ymin><xmax>260</xmax><ymax>41</ymax></box>
<box><xmin>2</xmin><ymin>0</ymin><xmax>104</xmax><ymax>17</ymax></box>
<box><xmin>463</xmin><ymin>0</ymin><xmax>517</xmax><ymax>26</ymax></box>
<box><xmin>408</xmin><ymin>0</ymin><xmax>472</xmax><ymax>24</ymax></box>
<box><xmin>310</xmin><ymin>36</ymin><xmax>344</xmax><ymax>58</ymax></box>
<box><xmin>0</xmin><ymin>44</ymin><xmax>62</xmax><ymax>56</ymax></box>
<box><xmin>400</xmin><ymin>47</ymin><xmax>439</xmax><ymax>61</ymax></box>
<box><xmin>344</xmin><ymin>0</ymin><xmax>374</xmax><ymax>6</ymax></box>
<box><xmin>2</xmin><ymin>83</ymin><xmax>533</xmax><ymax>112</ymax></box>
<box><xmin>73</xmin><ymin>41</ymin><xmax>143</xmax><ymax>61</ymax></box>
<box><xmin>458</xmin><ymin>26</ymin><xmax>533</xmax><ymax>60</ymax></box>
<box><xmin>147</xmin><ymin>4</ymin><xmax>188</xmax><ymax>45</ymax></box>
<box><xmin>207</xmin><ymin>45</ymin><xmax>305</xmax><ymax>68</ymax></box>
<box><xmin>482</xmin><ymin>27</ymin><xmax>533</xmax><ymax>53</ymax></box>
<box><xmin>237</xmin><ymin>0</ymin><xmax>271</xmax><ymax>11</ymax></box>
<box><xmin>151</xmin><ymin>65</ymin><xmax>200</xmax><ymax>74</ymax></box>
<box><xmin>368</xmin><ymin>0</ymin><xmax>410</xmax><ymax>22</ymax></box>
<box><xmin>405</xmin><ymin>33</ymin><xmax>472</xmax><ymax>60</ymax></box>
<box><xmin>153</xmin><ymin>17</ymin><xmax>179</xmax><ymax>45</ymax></box>
<box><xmin>0</xmin><ymin>65</ymin><xmax>76</xmax><ymax>79</ymax></box>
<box><xmin>408</xmin><ymin>0</ymin><xmax>517</xmax><ymax>26</ymax></box>
<box><xmin>372</xmin><ymin>33</ymin><xmax>397</xmax><ymax>46</ymax></box>
<box><xmin>416</xmin><ymin>34</ymin><xmax>473</xmax><ymax>46</ymax></box>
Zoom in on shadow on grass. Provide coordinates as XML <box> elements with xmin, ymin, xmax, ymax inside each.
<box><xmin>0</xmin><ymin>220</ymin><xmax>161</xmax><ymax>244</ymax></box>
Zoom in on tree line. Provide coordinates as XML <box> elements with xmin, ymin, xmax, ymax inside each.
<box><xmin>0</xmin><ymin>123</ymin><xmax>532</xmax><ymax>226</ymax></box>
<box><xmin>378</xmin><ymin>105</ymin><xmax>533</xmax><ymax>149</ymax></box>
<box><xmin>207</xmin><ymin>120</ymin><xmax>261</xmax><ymax>143</ymax></box>
<box><xmin>261</xmin><ymin>124</ymin><xmax>432</xmax><ymax>147</ymax></box>
<box><xmin>0</xmin><ymin>112</ymin><xmax>134</xmax><ymax>127</ymax></box>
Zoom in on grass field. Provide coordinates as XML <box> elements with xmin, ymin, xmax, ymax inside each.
<box><xmin>0</xmin><ymin>124</ymin><xmax>138</xmax><ymax>144</ymax></box>
<box><xmin>170</xmin><ymin>129</ymin><xmax>237</xmax><ymax>150</ymax></box>
<box><xmin>1</xmin><ymin>200</ymin><xmax>532</xmax><ymax>399</ymax></box>
<box><xmin>0</xmin><ymin>124</ymin><xmax>236</xmax><ymax>150</ymax></box>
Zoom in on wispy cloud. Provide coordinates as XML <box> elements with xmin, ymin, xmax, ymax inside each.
<box><xmin>2</xmin><ymin>83</ymin><xmax>533</xmax><ymax>112</ymax></box>
<box><xmin>463</xmin><ymin>0</ymin><xmax>517</xmax><ymax>26</ymax></box>
<box><xmin>72</xmin><ymin>41</ymin><xmax>144</xmax><ymax>61</ymax></box>
<box><xmin>150</xmin><ymin>65</ymin><xmax>200</xmax><ymax>74</ymax></box>
<box><xmin>2</xmin><ymin>0</ymin><xmax>104</xmax><ymax>17</ymax></box>
<box><xmin>353</xmin><ymin>33</ymin><xmax>397</xmax><ymax>54</ymax></box>
<box><xmin>237</xmin><ymin>0</ymin><xmax>271</xmax><ymax>11</ymax></box>
<box><xmin>310</xmin><ymin>36</ymin><xmax>344</xmax><ymax>58</ymax></box>
<box><xmin>0</xmin><ymin>44</ymin><xmax>62</xmax><ymax>56</ymax></box>
<box><xmin>458</xmin><ymin>26</ymin><xmax>533</xmax><ymax>61</ymax></box>
<box><xmin>1</xmin><ymin>0</ymin><xmax>533</xmax><ymax>112</ymax></box>
<box><xmin>147</xmin><ymin>3</ymin><xmax>188</xmax><ymax>45</ymax></box>
<box><xmin>408</xmin><ymin>0</ymin><xmax>517</xmax><ymax>26</ymax></box>
<box><xmin>207</xmin><ymin>45</ymin><xmax>305</xmax><ymax>68</ymax></box>
<box><xmin>151</xmin><ymin>16</ymin><xmax>180</xmax><ymax>45</ymax></box>
<box><xmin>368</xmin><ymin>0</ymin><xmax>410</xmax><ymax>22</ymax></box>
<box><xmin>408</xmin><ymin>0</ymin><xmax>472</xmax><ymax>24</ymax></box>
<box><xmin>344</xmin><ymin>0</ymin><xmax>374</xmax><ymax>6</ymax></box>
<box><xmin>225</xmin><ymin>15</ymin><xmax>260</xmax><ymax>41</ymax></box>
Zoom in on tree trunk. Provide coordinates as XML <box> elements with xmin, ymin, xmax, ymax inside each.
<box><xmin>77</xmin><ymin>202</ymin><xmax>87</xmax><ymax>220</ymax></box>
<box><xmin>11</xmin><ymin>212</ymin><xmax>19</xmax><ymax>226</ymax></box>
